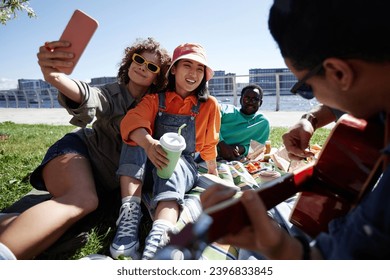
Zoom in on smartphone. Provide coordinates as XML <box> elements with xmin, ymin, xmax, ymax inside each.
<box><xmin>57</xmin><ymin>9</ymin><xmax>99</xmax><ymax>75</ymax></box>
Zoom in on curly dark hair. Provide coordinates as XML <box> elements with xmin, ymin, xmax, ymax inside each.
<box><xmin>117</xmin><ymin>37</ymin><xmax>171</xmax><ymax>93</ymax></box>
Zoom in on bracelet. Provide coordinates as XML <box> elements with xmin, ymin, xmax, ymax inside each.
<box><xmin>294</xmin><ymin>235</ymin><xmax>311</xmax><ymax>260</ymax></box>
<box><xmin>301</xmin><ymin>113</ymin><xmax>318</xmax><ymax>130</ymax></box>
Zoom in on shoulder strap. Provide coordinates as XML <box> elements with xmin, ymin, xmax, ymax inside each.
<box><xmin>191</xmin><ymin>98</ymin><xmax>201</xmax><ymax>117</ymax></box>
<box><xmin>158</xmin><ymin>91</ymin><xmax>166</xmax><ymax>111</ymax></box>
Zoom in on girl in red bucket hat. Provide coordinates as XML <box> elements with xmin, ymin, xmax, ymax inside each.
<box><xmin>168</xmin><ymin>43</ymin><xmax>214</xmax><ymax>82</ymax></box>
<box><xmin>113</xmin><ymin>43</ymin><xmax>220</xmax><ymax>259</ymax></box>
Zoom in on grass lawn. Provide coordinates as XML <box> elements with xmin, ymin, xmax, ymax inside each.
<box><xmin>0</xmin><ymin>121</ymin><xmax>331</xmax><ymax>259</ymax></box>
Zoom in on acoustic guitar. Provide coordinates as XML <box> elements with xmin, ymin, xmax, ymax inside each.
<box><xmin>169</xmin><ymin>114</ymin><xmax>384</xmax><ymax>250</ymax></box>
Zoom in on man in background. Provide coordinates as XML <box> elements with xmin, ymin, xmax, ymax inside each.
<box><xmin>218</xmin><ymin>84</ymin><xmax>269</xmax><ymax>161</ymax></box>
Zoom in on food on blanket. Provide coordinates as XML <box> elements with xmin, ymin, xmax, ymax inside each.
<box><xmin>247</xmin><ymin>140</ymin><xmax>265</xmax><ymax>160</ymax></box>
<box><xmin>245</xmin><ymin>161</ymin><xmax>263</xmax><ymax>174</ymax></box>
<box><xmin>271</xmin><ymin>153</ymin><xmax>290</xmax><ymax>172</ymax></box>
<box><xmin>288</xmin><ymin>159</ymin><xmax>308</xmax><ymax>172</ymax></box>
<box><xmin>310</xmin><ymin>144</ymin><xmax>322</xmax><ymax>155</ymax></box>
<box><xmin>197</xmin><ymin>173</ymin><xmax>238</xmax><ymax>190</ymax></box>
<box><xmin>264</xmin><ymin>140</ymin><xmax>272</xmax><ymax>161</ymax></box>
<box><xmin>259</xmin><ymin>170</ymin><xmax>281</xmax><ymax>182</ymax></box>
<box><xmin>265</xmin><ymin>140</ymin><xmax>271</xmax><ymax>154</ymax></box>
<box><xmin>306</xmin><ymin>143</ymin><xmax>322</xmax><ymax>162</ymax></box>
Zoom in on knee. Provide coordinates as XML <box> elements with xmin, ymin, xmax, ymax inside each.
<box><xmin>69</xmin><ymin>190</ymin><xmax>99</xmax><ymax>214</ymax></box>
<box><xmin>80</xmin><ymin>193</ymin><xmax>99</xmax><ymax>213</ymax></box>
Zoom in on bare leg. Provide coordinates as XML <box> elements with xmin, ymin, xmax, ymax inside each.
<box><xmin>154</xmin><ymin>201</ymin><xmax>179</xmax><ymax>225</ymax></box>
<box><xmin>120</xmin><ymin>176</ymin><xmax>142</xmax><ymax>198</ymax></box>
<box><xmin>0</xmin><ymin>214</ymin><xmax>18</xmax><ymax>234</ymax></box>
<box><xmin>0</xmin><ymin>153</ymin><xmax>98</xmax><ymax>259</ymax></box>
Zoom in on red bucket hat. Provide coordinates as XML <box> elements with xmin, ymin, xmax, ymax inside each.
<box><xmin>167</xmin><ymin>43</ymin><xmax>214</xmax><ymax>81</ymax></box>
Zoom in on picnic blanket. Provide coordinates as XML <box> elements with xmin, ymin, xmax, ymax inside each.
<box><xmin>142</xmin><ymin>156</ymin><xmax>300</xmax><ymax>260</ymax></box>
<box><xmin>151</xmin><ymin>142</ymin><xmax>321</xmax><ymax>260</ymax></box>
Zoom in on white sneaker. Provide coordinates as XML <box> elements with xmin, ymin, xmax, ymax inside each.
<box><xmin>142</xmin><ymin>220</ymin><xmax>176</xmax><ymax>260</ymax></box>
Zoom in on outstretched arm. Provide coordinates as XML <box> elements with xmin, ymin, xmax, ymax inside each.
<box><xmin>37</xmin><ymin>40</ymin><xmax>82</xmax><ymax>104</ymax></box>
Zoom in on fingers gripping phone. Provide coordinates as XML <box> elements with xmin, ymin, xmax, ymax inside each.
<box><xmin>57</xmin><ymin>9</ymin><xmax>99</xmax><ymax>75</ymax></box>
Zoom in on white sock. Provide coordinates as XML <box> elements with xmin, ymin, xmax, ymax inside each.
<box><xmin>122</xmin><ymin>195</ymin><xmax>141</xmax><ymax>204</ymax></box>
<box><xmin>0</xmin><ymin>243</ymin><xmax>17</xmax><ymax>260</ymax></box>
<box><xmin>153</xmin><ymin>219</ymin><xmax>175</xmax><ymax>231</ymax></box>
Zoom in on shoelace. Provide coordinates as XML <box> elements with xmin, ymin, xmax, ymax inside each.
<box><xmin>115</xmin><ymin>202</ymin><xmax>140</xmax><ymax>238</ymax></box>
<box><xmin>143</xmin><ymin>224</ymin><xmax>170</xmax><ymax>259</ymax></box>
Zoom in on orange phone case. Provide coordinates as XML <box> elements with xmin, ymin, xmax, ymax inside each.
<box><xmin>57</xmin><ymin>10</ymin><xmax>99</xmax><ymax>75</ymax></box>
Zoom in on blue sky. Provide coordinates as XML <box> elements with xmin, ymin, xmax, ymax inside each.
<box><xmin>0</xmin><ymin>0</ymin><xmax>286</xmax><ymax>90</ymax></box>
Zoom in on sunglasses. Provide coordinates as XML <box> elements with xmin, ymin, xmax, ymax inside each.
<box><xmin>132</xmin><ymin>53</ymin><xmax>160</xmax><ymax>74</ymax></box>
<box><xmin>290</xmin><ymin>63</ymin><xmax>323</xmax><ymax>99</ymax></box>
<box><xmin>243</xmin><ymin>96</ymin><xmax>261</xmax><ymax>103</ymax></box>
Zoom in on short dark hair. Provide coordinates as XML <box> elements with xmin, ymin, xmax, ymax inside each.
<box><xmin>240</xmin><ymin>84</ymin><xmax>263</xmax><ymax>102</ymax></box>
<box><xmin>268</xmin><ymin>0</ymin><xmax>390</xmax><ymax>71</ymax></box>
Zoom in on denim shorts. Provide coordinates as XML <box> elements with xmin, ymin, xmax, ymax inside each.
<box><xmin>29</xmin><ymin>133</ymin><xmax>90</xmax><ymax>191</ymax></box>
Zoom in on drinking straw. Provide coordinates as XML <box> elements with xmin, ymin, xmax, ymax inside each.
<box><xmin>177</xmin><ymin>124</ymin><xmax>187</xmax><ymax>136</ymax></box>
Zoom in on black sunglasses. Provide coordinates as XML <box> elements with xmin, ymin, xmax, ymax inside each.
<box><xmin>132</xmin><ymin>53</ymin><xmax>160</xmax><ymax>74</ymax></box>
<box><xmin>243</xmin><ymin>96</ymin><xmax>261</xmax><ymax>103</ymax></box>
<box><xmin>290</xmin><ymin>63</ymin><xmax>323</xmax><ymax>99</ymax></box>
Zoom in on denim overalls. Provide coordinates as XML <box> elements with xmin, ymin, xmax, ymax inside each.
<box><xmin>117</xmin><ymin>92</ymin><xmax>200</xmax><ymax>212</ymax></box>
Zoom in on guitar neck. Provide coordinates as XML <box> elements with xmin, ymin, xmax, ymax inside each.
<box><xmin>204</xmin><ymin>165</ymin><xmax>313</xmax><ymax>242</ymax></box>
<box><xmin>169</xmin><ymin>165</ymin><xmax>313</xmax><ymax>249</ymax></box>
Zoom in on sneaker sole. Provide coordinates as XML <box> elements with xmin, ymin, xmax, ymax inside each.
<box><xmin>110</xmin><ymin>243</ymin><xmax>140</xmax><ymax>260</ymax></box>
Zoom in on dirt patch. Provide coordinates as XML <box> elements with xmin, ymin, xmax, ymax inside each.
<box><xmin>0</xmin><ymin>133</ymin><xmax>10</xmax><ymax>141</ymax></box>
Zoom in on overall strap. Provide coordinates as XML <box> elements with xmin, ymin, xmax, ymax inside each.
<box><xmin>157</xmin><ymin>92</ymin><xmax>166</xmax><ymax>116</ymax></box>
<box><xmin>190</xmin><ymin>98</ymin><xmax>201</xmax><ymax>118</ymax></box>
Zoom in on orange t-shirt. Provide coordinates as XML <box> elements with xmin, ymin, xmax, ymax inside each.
<box><xmin>120</xmin><ymin>91</ymin><xmax>221</xmax><ymax>161</ymax></box>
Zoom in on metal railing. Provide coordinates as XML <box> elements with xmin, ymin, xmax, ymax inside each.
<box><xmin>208</xmin><ymin>72</ymin><xmax>297</xmax><ymax>110</ymax></box>
<box><xmin>0</xmin><ymin>72</ymin><xmax>298</xmax><ymax>110</ymax></box>
<box><xmin>0</xmin><ymin>88</ymin><xmax>59</xmax><ymax>108</ymax></box>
